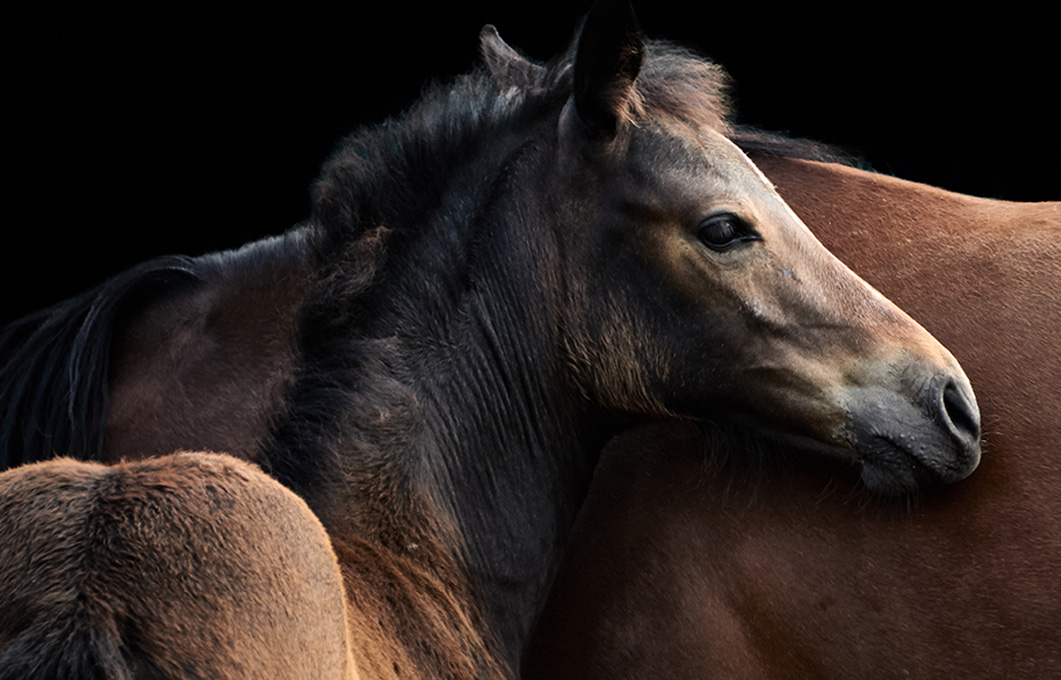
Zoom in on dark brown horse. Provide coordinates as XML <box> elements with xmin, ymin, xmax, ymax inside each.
<box><xmin>523</xmin><ymin>154</ymin><xmax>1061</xmax><ymax>679</ymax></box>
<box><xmin>0</xmin><ymin>2</ymin><xmax>982</xmax><ymax>677</ymax></box>
<box><xmin>0</xmin><ymin>452</ymin><xmax>356</xmax><ymax>679</ymax></box>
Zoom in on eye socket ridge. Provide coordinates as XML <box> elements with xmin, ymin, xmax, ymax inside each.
<box><xmin>696</xmin><ymin>213</ymin><xmax>760</xmax><ymax>251</ymax></box>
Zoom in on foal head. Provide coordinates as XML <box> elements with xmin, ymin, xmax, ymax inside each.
<box><xmin>499</xmin><ymin>0</ymin><xmax>980</xmax><ymax>493</ymax></box>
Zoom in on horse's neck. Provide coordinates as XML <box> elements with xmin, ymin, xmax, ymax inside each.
<box><xmin>414</xmin><ymin>287</ymin><xmax>608</xmax><ymax>661</ymax></box>
<box><xmin>327</xmin><ymin>347</ymin><xmax>601</xmax><ymax>677</ymax></box>
<box><xmin>292</xmin><ymin>199</ymin><xmax>610</xmax><ymax>673</ymax></box>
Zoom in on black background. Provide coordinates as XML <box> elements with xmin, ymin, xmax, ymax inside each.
<box><xmin>3</xmin><ymin>2</ymin><xmax>1055</xmax><ymax>325</ymax></box>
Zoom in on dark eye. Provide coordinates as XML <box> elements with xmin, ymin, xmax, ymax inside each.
<box><xmin>697</xmin><ymin>214</ymin><xmax>759</xmax><ymax>251</ymax></box>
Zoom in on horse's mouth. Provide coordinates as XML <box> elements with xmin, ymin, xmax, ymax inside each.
<box><xmin>842</xmin><ymin>379</ymin><xmax>982</xmax><ymax>495</ymax></box>
<box><xmin>857</xmin><ymin>433</ymin><xmax>951</xmax><ymax>494</ymax></box>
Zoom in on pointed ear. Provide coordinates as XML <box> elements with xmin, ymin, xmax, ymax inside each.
<box><xmin>573</xmin><ymin>0</ymin><xmax>644</xmax><ymax>140</ymax></box>
<box><xmin>480</xmin><ymin>25</ymin><xmax>544</xmax><ymax>89</ymax></box>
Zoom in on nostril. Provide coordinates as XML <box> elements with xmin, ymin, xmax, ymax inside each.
<box><xmin>942</xmin><ymin>380</ymin><xmax>981</xmax><ymax>443</ymax></box>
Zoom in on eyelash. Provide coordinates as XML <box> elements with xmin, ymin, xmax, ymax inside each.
<box><xmin>696</xmin><ymin>213</ymin><xmax>760</xmax><ymax>251</ymax></box>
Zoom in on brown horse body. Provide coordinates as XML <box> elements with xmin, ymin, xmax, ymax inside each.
<box><xmin>104</xmin><ymin>232</ymin><xmax>315</xmax><ymax>467</ymax></box>
<box><xmin>0</xmin><ymin>452</ymin><xmax>356</xmax><ymax>679</ymax></box>
<box><xmin>523</xmin><ymin>155</ymin><xmax>1061</xmax><ymax>678</ymax></box>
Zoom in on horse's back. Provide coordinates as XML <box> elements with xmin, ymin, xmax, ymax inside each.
<box><xmin>105</xmin><ymin>234</ymin><xmax>313</xmax><ymax>466</ymax></box>
<box><xmin>0</xmin><ymin>453</ymin><xmax>357</xmax><ymax>680</ymax></box>
<box><xmin>0</xmin><ymin>230</ymin><xmax>313</xmax><ymax>473</ymax></box>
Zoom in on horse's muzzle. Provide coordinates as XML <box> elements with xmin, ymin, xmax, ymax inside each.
<box><xmin>845</xmin><ymin>373</ymin><xmax>982</xmax><ymax>494</ymax></box>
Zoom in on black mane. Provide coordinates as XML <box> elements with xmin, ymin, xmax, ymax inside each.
<box><xmin>732</xmin><ymin>125</ymin><xmax>857</xmax><ymax>165</ymax></box>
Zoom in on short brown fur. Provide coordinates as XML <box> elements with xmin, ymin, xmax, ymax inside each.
<box><xmin>0</xmin><ymin>453</ymin><xmax>357</xmax><ymax>679</ymax></box>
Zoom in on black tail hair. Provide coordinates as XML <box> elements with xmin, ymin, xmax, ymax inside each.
<box><xmin>0</xmin><ymin>618</ymin><xmax>134</xmax><ymax>680</ymax></box>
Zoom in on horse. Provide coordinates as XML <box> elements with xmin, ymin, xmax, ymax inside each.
<box><xmin>0</xmin><ymin>1</ymin><xmax>982</xmax><ymax>676</ymax></box>
<box><xmin>0</xmin><ymin>452</ymin><xmax>356</xmax><ymax>679</ymax></box>
<box><xmin>522</xmin><ymin>153</ymin><xmax>1061</xmax><ymax>678</ymax></box>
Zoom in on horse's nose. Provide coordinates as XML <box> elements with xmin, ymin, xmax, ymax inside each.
<box><xmin>941</xmin><ymin>379</ymin><xmax>981</xmax><ymax>443</ymax></box>
<box><xmin>935</xmin><ymin>377</ymin><xmax>982</xmax><ymax>478</ymax></box>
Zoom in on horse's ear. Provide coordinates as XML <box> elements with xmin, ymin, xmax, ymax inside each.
<box><xmin>573</xmin><ymin>0</ymin><xmax>644</xmax><ymax>140</ymax></box>
<box><xmin>480</xmin><ymin>25</ymin><xmax>544</xmax><ymax>89</ymax></box>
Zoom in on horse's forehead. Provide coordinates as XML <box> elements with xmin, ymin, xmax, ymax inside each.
<box><xmin>627</xmin><ymin>125</ymin><xmax>782</xmax><ymax>206</ymax></box>
<box><xmin>708</xmin><ymin>134</ymin><xmax>776</xmax><ymax>188</ymax></box>
<box><xmin>684</xmin><ymin>129</ymin><xmax>774</xmax><ymax>187</ymax></box>
<box><xmin>620</xmin><ymin>125</ymin><xmax>819</xmax><ymax>244</ymax></box>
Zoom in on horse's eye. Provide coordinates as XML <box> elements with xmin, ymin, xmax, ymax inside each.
<box><xmin>697</xmin><ymin>214</ymin><xmax>759</xmax><ymax>251</ymax></box>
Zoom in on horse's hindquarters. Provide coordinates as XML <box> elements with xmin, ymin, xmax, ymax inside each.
<box><xmin>0</xmin><ymin>453</ymin><xmax>356</xmax><ymax>680</ymax></box>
